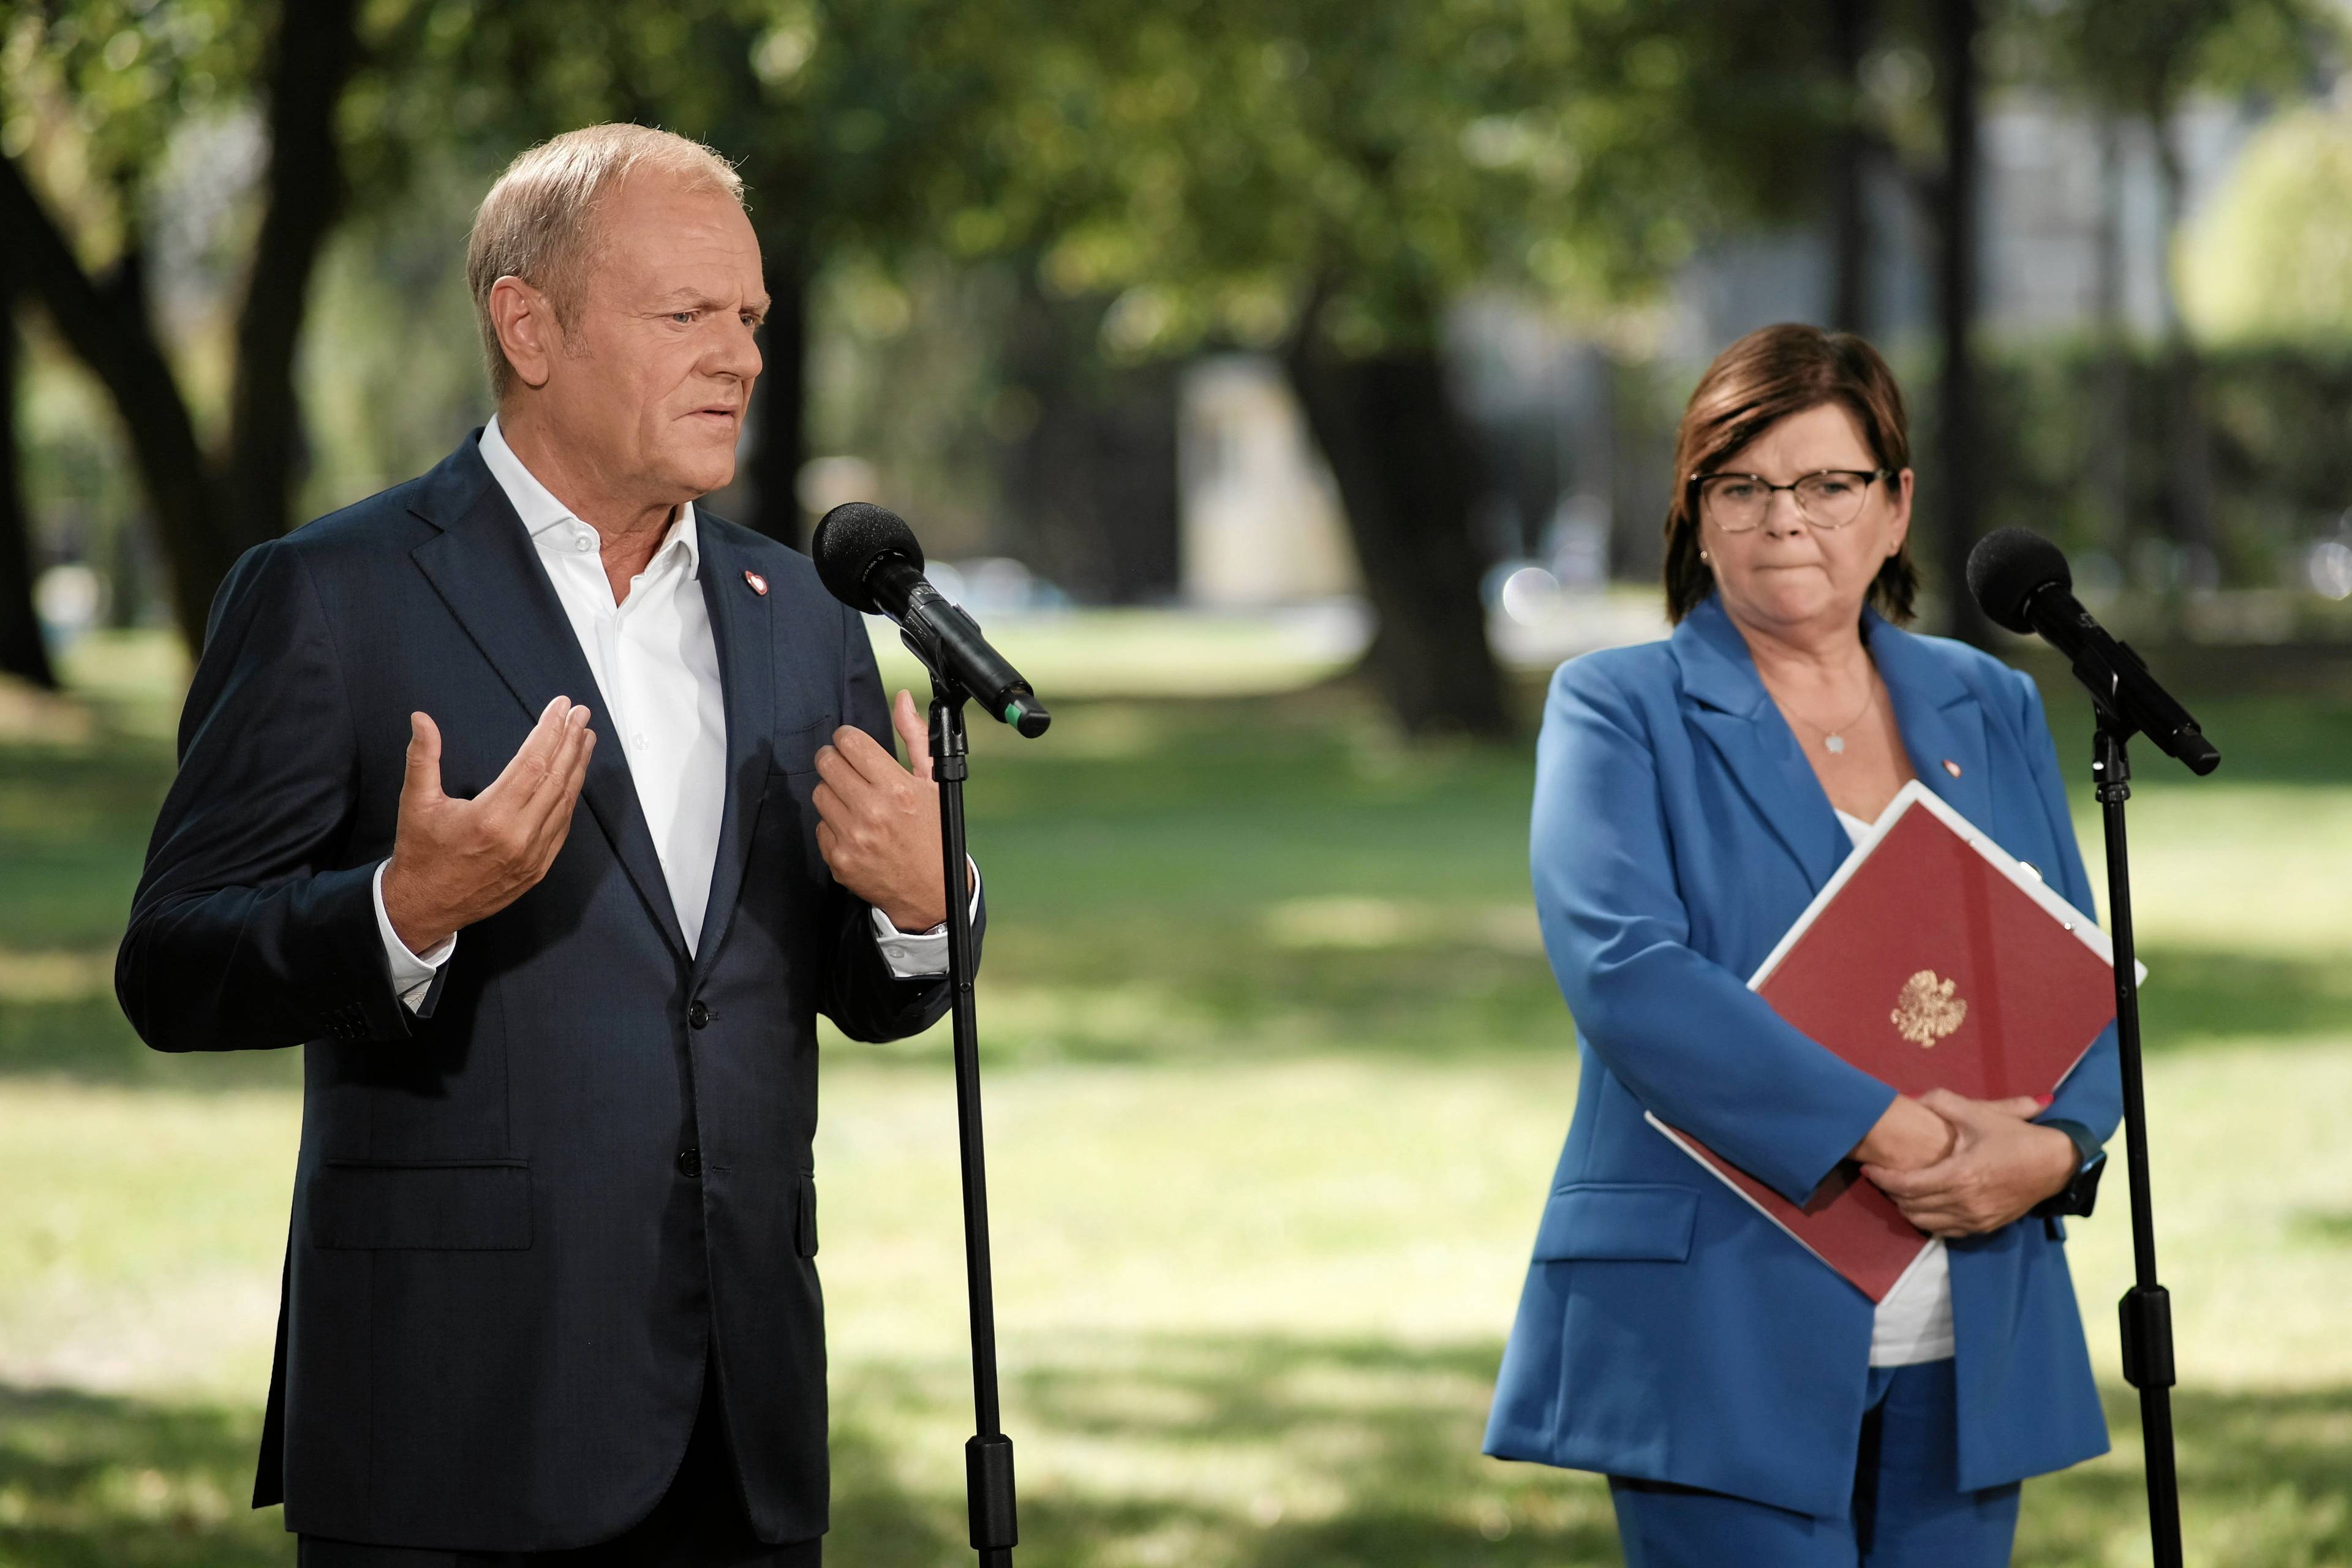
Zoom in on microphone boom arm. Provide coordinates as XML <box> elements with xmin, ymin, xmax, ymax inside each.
<box><xmin>2022</xmin><ymin>586</ymin><xmax>2219</xmax><ymax>775</ymax></box>
<box><xmin>870</xmin><ymin>560</ymin><xmax>1052</xmax><ymax>738</ymax></box>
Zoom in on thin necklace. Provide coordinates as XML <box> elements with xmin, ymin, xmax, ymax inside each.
<box><xmin>1796</xmin><ymin>679</ymin><xmax>1877</xmax><ymax>755</ymax></box>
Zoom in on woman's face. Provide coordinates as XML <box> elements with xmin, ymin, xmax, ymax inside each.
<box><xmin>1698</xmin><ymin>401</ymin><xmax>1912</xmax><ymax>642</ymax></box>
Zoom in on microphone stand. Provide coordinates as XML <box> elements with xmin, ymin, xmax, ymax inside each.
<box><xmin>2090</xmin><ymin>713</ymin><xmax>2182</xmax><ymax>1568</ymax></box>
<box><xmin>912</xmin><ymin>636</ymin><xmax>1019</xmax><ymax>1567</ymax></box>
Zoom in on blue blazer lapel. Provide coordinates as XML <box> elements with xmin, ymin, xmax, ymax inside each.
<box><xmin>688</xmin><ymin>519</ymin><xmax>777</xmax><ymax>981</ymax></box>
<box><xmin>405</xmin><ymin>435</ymin><xmax>691</xmax><ymax>964</ymax></box>
<box><xmin>1866</xmin><ymin>611</ymin><xmax>1994</xmax><ymax>830</ymax></box>
<box><xmin>1672</xmin><ymin>598</ymin><xmax>1850</xmax><ymax>891</ymax></box>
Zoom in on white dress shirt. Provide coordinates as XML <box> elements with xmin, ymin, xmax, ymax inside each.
<box><xmin>1834</xmin><ymin>807</ymin><xmax>1955</xmax><ymax>1366</ymax></box>
<box><xmin>371</xmin><ymin>417</ymin><xmax>967</xmax><ymax>1008</ymax></box>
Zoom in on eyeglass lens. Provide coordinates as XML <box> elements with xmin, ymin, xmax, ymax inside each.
<box><xmin>1698</xmin><ymin>472</ymin><xmax>1874</xmax><ymax>532</ymax></box>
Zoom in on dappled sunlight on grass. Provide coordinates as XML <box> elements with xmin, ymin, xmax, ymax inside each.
<box><xmin>0</xmin><ymin>1385</ymin><xmax>280</xmax><ymax>1567</ymax></box>
<box><xmin>7</xmin><ymin>652</ymin><xmax>2352</xmax><ymax>1561</ymax></box>
<box><xmin>868</xmin><ymin>609</ymin><xmax>1367</xmax><ymax>704</ymax></box>
<box><xmin>824</xmin><ymin>1336</ymin><xmax>1623</xmax><ymax>1568</ymax></box>
<box><xmin>0</xmin><ymin>1086</ymin><xmax>295</xmax><ymax>1401</ymax></box>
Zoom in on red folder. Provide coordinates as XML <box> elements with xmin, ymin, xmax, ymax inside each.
<box><xmin>1646</xmin><ymin>780</ymin><xmax>2121</xmax><ymax>1301</ymax></box>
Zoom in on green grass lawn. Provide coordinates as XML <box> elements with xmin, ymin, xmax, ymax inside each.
<box><xmin>4</xmin><ymin>627</ymin><xmax>2351</xmax><ymax>1566</ymax></box>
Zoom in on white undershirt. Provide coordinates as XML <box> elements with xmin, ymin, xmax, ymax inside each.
<box><xmin>368</xmin><ymin>417</ymin><xmax>970</xmax><ymax>1009</ymax></box>
<box><xmin>1835</xmin><ymin>806</ymin><xmax>1954</xmax><ymax>1366</ymax></box>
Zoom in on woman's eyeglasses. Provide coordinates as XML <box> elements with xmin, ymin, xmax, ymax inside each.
<box><xmin>1690</xmin><ymin>469</ymin><xmax>1891</xmax><ymax>533</ymax></box>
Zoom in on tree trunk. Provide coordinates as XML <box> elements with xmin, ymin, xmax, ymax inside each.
<box><xmin>998</xmin><ymin>271</ymin><xmax>1180</xmax><ymax>603</ymax></box>
<box><xmin>1932</xmin><ymin>0</ymin><xmax>1989</xmax><ymax>644</ymax></box>
<box><xmin>747</xmin><ymin>234</ymin><xmax>812</xmax><ymax>546</ymax></box>
<box><xmin>0</xmin><ymin>156</ymin><xmax>230</xmax><ymax>646</ymax></box>
<box><xmin>1826</xmin><ymin>0</ymin><xmax>1875</xmax><ymax>333</ymax></box>
<box><xmin>2090</xmin><ymin>118</ymin><xmax>2133</xmax><ymax>563</ymax></box>
<box><xmin>222</xmin><ymin>0</ymin><xmax>365</xmax><ymax>558</ymax></box>
<box><xmin>1286</xmin><ymin>330</ymin><xmax>1513</xmax><ymax>739</ymax></box>
<box><xmin>2150</xmin><ymin>118</ymin><xmax>2216</xmax><ymax>574</ymax></box>
<box><xmin>0</xmin><ymin>292</ymin><xmax>58</xmax><ymax>688</ymax></box>
<box><xmin>0</xmin><ymin>0</ymin><xmax>366</xmax><ymax>648</ymax></box>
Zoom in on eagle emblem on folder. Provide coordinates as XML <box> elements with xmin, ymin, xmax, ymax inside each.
<box><xmin>1891</xmin><ymin>970</ymin><xmax>1967</xmax><ymax>1047</ymax></box>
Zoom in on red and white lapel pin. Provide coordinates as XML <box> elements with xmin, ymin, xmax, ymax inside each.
<box><xmin>744</xmin><ymin>570</ymin><xmax>769</xmax><ymax>596</ymax></box>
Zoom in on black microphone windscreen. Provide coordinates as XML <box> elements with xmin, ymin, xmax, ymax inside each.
<box><xmin>812</xmin><ymin>502</ymin><xmax>925</xmax><ymax>614</ymax></box>
<box><xmin>1966</xmin><ymin>527</ymin><xmax>2073</xmax><ymax>635</ymax></box>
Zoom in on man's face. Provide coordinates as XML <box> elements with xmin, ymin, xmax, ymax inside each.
<box><xmin>538</xmin><ymin>173</ymin><xmax>767</xmax><ymax>505</ymax></box>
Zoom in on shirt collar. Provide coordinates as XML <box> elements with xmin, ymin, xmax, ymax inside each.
<box><xmin>479</xmin><ymin>414</ymin><xmax>700</xmax><ymax>576</ymax></box>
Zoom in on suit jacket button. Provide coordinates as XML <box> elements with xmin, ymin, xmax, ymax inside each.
<box><xmin>688</xmin><ymin>1001</ymin><xmax>710</xmax><ymax>1030</ymax></box>
<box><xmin>677</xmin><ymin>1147</ymin><xmax>703</xmax><ymax>1178</ymax></box>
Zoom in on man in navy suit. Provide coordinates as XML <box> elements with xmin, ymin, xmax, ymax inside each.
<box><xmin>115</xmin><ymin>124</ymin><xmax>974</xmax><ymax>1564</ymax></box>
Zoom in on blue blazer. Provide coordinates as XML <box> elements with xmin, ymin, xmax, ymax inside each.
<box><xmin>1483</xmin><ymin>595</ymin><xmax>2119</xmax><ymax>1517</ymax></box>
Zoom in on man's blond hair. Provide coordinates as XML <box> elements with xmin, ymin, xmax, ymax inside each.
<box><xmin>465</xmin><ymin>124</ymin><xmax>747</xmax><ymax>399</ymax></box>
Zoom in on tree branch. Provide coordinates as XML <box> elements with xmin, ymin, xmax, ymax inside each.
<box><xmin>222</xmin><ymin>0</ymin><xmax>366</xmax><ymax>557</ymax></box>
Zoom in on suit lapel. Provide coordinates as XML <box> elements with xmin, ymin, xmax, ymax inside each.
<box><xmin>1672</xmin><ymin>598</ymin><xmax>1850</xmax><ymax>890</ymax></box>
<box><xmin>1867</xmin><ymin>610</ymin><xmax>1994</xmax><ymax>829</ymax></box>
<box><xmin>688</xmin><ymin>519</ymin><xmax>777</xmax><ymax>981</ymax></box>
<box><xmin>406</xmin><ymin>435</ymin><xmax>690</xmax><ymax>963</ymax></box>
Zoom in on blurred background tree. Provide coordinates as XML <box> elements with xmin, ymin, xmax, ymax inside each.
<box><xmin>2179</xmin><ymin>99</ymin><xmax>2352</xmax><ymax>342</ymax></box>
<box><xmin>2022</xmin><ymin>0</ymin><xmax>2330</xmax><ymax>590</ymax></box>
<box><xmin>0</xmin><ymin>241</ymin><xmax>51</xmax><ymax>688</ymax></box>
<box><xmin>956</xmin><ymin>0</ymin><xmax>1852</xmax><ymax>734</ymax></box>
<box><xmin>4</xmin><ymin>0</ymin><xmax>2350</xmax><ymax>736</ymax></box>
<box><xmin>1</xmin><ymin>0</ymin><xmax>380</xmax><ymax>645</ymax></box>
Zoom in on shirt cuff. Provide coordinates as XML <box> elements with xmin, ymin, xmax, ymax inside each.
<box><xmin>869</xmin><ymin>859</ymin><xmax>981</xmax><ymax>979</ymax></box>
<box><xmin>374</xmin><ymin>860</ymin><xmax>455</xmax><ymax>1012</ymax></box>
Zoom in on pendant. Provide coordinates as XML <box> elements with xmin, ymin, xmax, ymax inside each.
<box><xmin>1825</xmin><ymin>734</ymin><xmax>1847</xmax><ymax>754</ymax></box>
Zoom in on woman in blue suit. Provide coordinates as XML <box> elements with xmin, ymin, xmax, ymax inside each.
<box><xmin>1484</xmin><ymin>325</ymin><xmax>2119</xmax><ymax>1566</ymax></box>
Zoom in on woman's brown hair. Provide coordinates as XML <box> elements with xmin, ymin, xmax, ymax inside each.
<box><xmin>1661</xmin><ymin>323</ymin><xmax>1918</xmax><ymax>625</ymax></box>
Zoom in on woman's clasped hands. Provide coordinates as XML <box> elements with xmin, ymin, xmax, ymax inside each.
<box><xmin>1853</xmin><ymin>1090</ymin><xmax>2082</xmax><ymax>1238</ymax></box>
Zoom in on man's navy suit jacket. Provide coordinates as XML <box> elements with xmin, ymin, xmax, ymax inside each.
<box><xmin>115</xmin><ymin>433</ymin><xmax>970</xmax><ymax>1551</ymax></box>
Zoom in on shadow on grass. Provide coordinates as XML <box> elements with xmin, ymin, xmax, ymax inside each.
<box><xmin>2135</xmin><ymin>944</ymin><xmax>2352</xmax><ymax>1052</ymax></box>
<box><xmin>0</xmin><ymin>994</ymin><xmax>302</xmax><ymax>1090</ymax></box>
<box><xmin>2287</xmin><ymin>1208</ymin><xmax>2352</xmax><ymax>1246</ymax></box>
<box><xmin>839</xmin><ymin>930</ymin><xmax>2352</xmax><ymax>1074</ymax></box>
<box><xmin>7</xmin><ymin>1350</ymin><xmax>2351</xmax><ymax>1567</ymax></box>
<box><xmin>2022</xmin><ymin>1383</ymin><xmax>2352</xmax><ymax>1566</ymax></box>
<box><xmin>834</xmin><ymin>1335</ymin><xmax>1621</xmax><ymax>1568</ymax></box>
<box><xmin>8</xmin><ymin>681</ymin><xmax>2352</xmax><ymax>1091</ymax></box>
<box><xmin>4</xmin><ymin>931</ymin><xmax>2342</xmax><ymax>1091</ymax></box>
<box><xmin>0</xmin><ymin>1384</ymin><xmax>286</xmax><ymax>1566</ymax></box>
<box><xmin>2034</xmin><ymin>682</ymin><xmax>2352</xmax><ymax>789</ymax></box>
<box><xmin>845</xmin><ymin>1345</ymin><xmax>2352</xmax><ymax>1568</ymax></box>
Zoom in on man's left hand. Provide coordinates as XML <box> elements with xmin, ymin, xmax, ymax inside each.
<box><xmin>813</xmin><ymin>689</ymin><xmax>949</xmax><ymax>932</ymax></box>
<box><xmin>1862</xmin><ymin>1088</ymin><xmax>2079</xmax><ymax>1238</ymax></box>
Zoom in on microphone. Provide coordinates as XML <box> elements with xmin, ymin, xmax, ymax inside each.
<box><xmin>812</xmin><ymin>503</ymin><xmax>1052</xmax><ymax>738</ymax></box>
<box><xmin>1966</xmin><ymin>527</ymin><xmax>2218</xmax><ymax>775</ymax></box>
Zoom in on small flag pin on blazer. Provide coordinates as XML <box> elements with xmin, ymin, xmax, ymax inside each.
<box><xmin>1943</xmin><ymin>758</ymin><xmax>1962</xmax><ymax>777</ymax></box>
<box><xmin>744</xmin><ymin>570</ymin><xmax>768</xmax><ymax>596</ymax></box>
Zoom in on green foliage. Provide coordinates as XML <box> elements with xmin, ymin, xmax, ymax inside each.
<box><xmin>1965</xmin><ymin>340</ymin><xmax>2352</xmax><ymax>587</ymax></box>
<box><xmin>2020</xmin><ymin>0</ymin><xmax>2329</xmax><ymax>122</ymax></box>
<box><xmin>966</xmin><ymin>0</ymin><xmax>1846</xmax><ymax>358</ymax></box>
<box><xmin>406</xmin><ymin>0</ymin><xmax>1034</xmax><ymax>263</ymax></box>
<box><xmin>1</xmin><ymin>1</ymin><xmax>261</xmax><ymax>200</ymax></box>
<box><xmin>2178</xmin><ymin>103</ymin><xmax>2352</xmax><ymax>347</ymax></box>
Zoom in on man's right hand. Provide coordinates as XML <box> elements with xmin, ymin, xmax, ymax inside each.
<box><xmin>382</xmin><ymin>696</ymin><xmax>596</xmax><ymax>955</ymax></box>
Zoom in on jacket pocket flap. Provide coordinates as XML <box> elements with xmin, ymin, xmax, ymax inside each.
<box><xmin>1532</xmin><ymin>1183</ymin><xmax>1698</xmax><ymax>1262</ymax></box>
<box><xmin>309</xmin><ymin>1161</ymin><xmax>532</xmax><ymax>1251</ymax></box>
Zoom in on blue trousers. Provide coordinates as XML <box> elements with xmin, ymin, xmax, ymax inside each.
<box><xmin>1610</xmin><ymin>1360</ymin><xmax>2022</xmax><ymax>1568</ymax></box>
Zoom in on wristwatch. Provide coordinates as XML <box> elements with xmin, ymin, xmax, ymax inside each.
<box><xmin>2030</xmin><ymin>1118</ymin><xmax>2108</xmax><ymax>1219</ymax></box>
